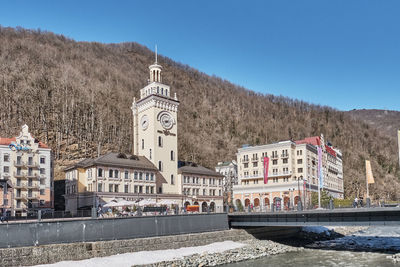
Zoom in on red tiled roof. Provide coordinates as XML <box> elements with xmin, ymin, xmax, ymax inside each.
<box><xmin>0</xmin><ymin>137</ymin><xmax>49</xmax><ymax>148</ymax></box>
<box><xmin>0</xmin><ymin>137</ymin><xmax>16</xmax><ymax>146</ymax></box>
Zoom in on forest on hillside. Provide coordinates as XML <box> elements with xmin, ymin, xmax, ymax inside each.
<box><xmin>0</xmin><ymin>26</ymin><xmax>399</xmax><ymax>200</ymax></box>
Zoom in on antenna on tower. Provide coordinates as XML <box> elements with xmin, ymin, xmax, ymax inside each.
<box><xmin>155</xmin><ymin>45</ymin><xmax>158</xmax><ymax>64</ymax></box>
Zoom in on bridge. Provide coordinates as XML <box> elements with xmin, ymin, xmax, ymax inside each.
<box><xmin>228</xmin><ymin>207</ymin><xmax>400</xmax><ymax>227</ymax></box>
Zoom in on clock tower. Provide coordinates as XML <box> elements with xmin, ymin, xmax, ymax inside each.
<box><xmin>131</xmin><ymin>49</ymin><xmax>180</xmax><ymax>194</ymax></box>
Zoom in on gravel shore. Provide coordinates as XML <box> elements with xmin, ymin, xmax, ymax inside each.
<box><xmin>134</xmin><ymin>226</ymin><xmax>371</xmax><ymax>267</ymax></box>
<box><xmin>135</xmin><ymin>239</ymin><xmax>302</xmax><ymax>267</ymax></box>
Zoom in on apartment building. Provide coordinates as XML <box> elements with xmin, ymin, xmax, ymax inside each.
<box><xmin>0</xmin><ymin>125</ymin><xmax>53</xmax><ymax>216</ymax></box>
<box><xmin>215</xmin><ymin>161</ymin><xmax>238</xmax><ymax>205</ymax></box>
<box><xmin>233</xmin><ymin>136</ymin><xmax>344</xmax><ymax>211</ymax></box>
<box><xmin>64</xmin><ymin>152</ymin><xmax>169</xmax><ymax>214</ymax></box>
<box><xmin>179</xmin><ymin>161</ymin><xmax>224</xmax><ymax>212</ymax></box>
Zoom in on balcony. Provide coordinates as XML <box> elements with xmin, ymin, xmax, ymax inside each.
<box><xmin>14</xmin><ymin>172</ymin><xmax>26</xmax><ymax>178</ymax></box>
<box><xmin>14</xmin><ymin>182</ymin><xmax>27</xmax><ymax>188</ymax></box>
<box><xmin>27</xmin><ymin>161</ymin><xmax>39</xmax><ymax>168</ymax></box>
<box><xmin>27</xmin><ymin>194</ymin><xmax>39</xmax><ymax>199</ymax></box>
<box><xmin>27</xmin><ymin>183</ymin><xmax>40</xmax><ymax>189</ymax></box>
<box><xmin>251</xmin><ymin>157</ymin><xmax>259</xmax><ymax>162</ymax></box>
<box><xmin>15</xmin><ymin>193</ymin><xmax>27</xmax><ymax>200</ymax></box>
<box><xmin>27</xmin><ymin>172</ymin><xmax>39</xmax><ymax>179</ymax></box>
<box><xmin>242</xmin><ymin>158</ymin><xmax>249</xmax><ymax>163</ymax></box>
<box><xmin>281</xmin><ymin>154</ymin><xmax>289</xmax><ymax>159</ymax></box>
<box><xmin>271</xmin><ymin>154</ymin><xmax>279</xmax><ymax>159</ymax></box>
<box><xmin>14</xmin><ymin>160</ymin><xmax>26</xmax><ymax>167</ymax></box>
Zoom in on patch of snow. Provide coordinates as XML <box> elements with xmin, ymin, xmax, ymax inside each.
<box><xmin>34</xmin><ymin>241</ymin><xmax>246</xmax><ymax>267</ymax></box>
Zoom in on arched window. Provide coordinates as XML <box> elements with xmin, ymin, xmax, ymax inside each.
<box><xmin>109</xmin><ymin>169</ymin><xmax>113</xmax><ymax>178</ymax></box>
<box><xmin>157</xmin><ymin>87</ymin><xmax>159</xmax><ymax>94</ymax></box>
<box><xmin>142</xmin><ymin>139</ymin><xmax>144</xmax><ymax>150</ymax></box>
<box><xmin>149</xmin><ymin>148</ymin><xmax>152</xmax><ymax>159</ymax></box>
<box><xmin>158</xmin><ymin>136</ymin><xmax>162</xmax><ymax>147</ymax></box>
<box><xmin>171</xmin><ymin>174</ymin><xmax>174</xmax><ymax>185</ymax></box>
<box><xmin>165</xmin><ymin>89</ymin><xmax>168</xmax><ymax>96</ymax></box>
<box><xmin>158</xmin><ymin>161</ymin><xmax>162</xmax><ymax>171</ymax></box>
<box><xmin>98</xmin><ymin>168</ymin><xmax>103</xmax><ymax>177</ymax></box>
<box><xmin>114</xmin><ymin>170</ymin><xmax>119</xmax><ymax>178</ymax></box>
<box><xmin>171</xmin><ymin>150</ymin><xmax>174</xmax><ymax>161</ymax></box>
<box><xmin>153</xmin><ymin>70</ymin><xmax>155</xmax><ymax>81</ymax></box>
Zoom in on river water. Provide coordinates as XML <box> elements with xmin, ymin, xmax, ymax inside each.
<box><xmin>225</xmin><ymin>226</ymin><xmax>400</xmax><ymax>267</ymax></box>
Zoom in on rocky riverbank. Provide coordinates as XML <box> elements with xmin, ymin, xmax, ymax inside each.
<box><xmin>135</xmin><ymin>239</ymin><xmax>302</xmax><ymax>267</ymax></box>
<box><xmin>134</xmin><ymin>226</ymin><xmax>370</xmax><ymax>267</ymax></box>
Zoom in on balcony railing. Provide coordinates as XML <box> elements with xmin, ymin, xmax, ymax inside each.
<box><xmin>281</xmin><ymin>154</ymin><xmax>289</xmax><ymax>158</ymax></box>
<box><xmin>27</xmin><ymin>162</ymin><xmax>39</xmax><ymax>168</ymax></box>
<box><xmin>271</xmin><ymin>155</ymin><xmax>279</xmax><ymax>159</ymax></box>
<box><xmin>14</xmin><ymin>172</ymin><xmax>26</xmax><ymax>178</ymax></box>
<box><xmin>242</xmin><ymin>158</ymin><xmax>249</xmax><ymax>163</ymax></box>
<box><xmin>14</xmin><ymin>160</ymin><xmax>26</xmax><ymax>167</ymax></box>
<box><xmin>251</xmin><ymin>157</ymin><xmax>259</xmax><ymax>162</ymax></box>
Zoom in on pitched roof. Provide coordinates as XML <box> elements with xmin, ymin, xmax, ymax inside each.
<box><xmin>65</xmin><ymin>152</ymin><xmax>158</xmax><ymax>171</ymax></box>
<box><xmin>0</xmin><ymin>137</ymin><xmax>49</xmax><ymax>148</ymax></box>
<box><xmin>179</xmin><ymin>163</ymin><xmax>224</xmax><ymax>177</ymax></box>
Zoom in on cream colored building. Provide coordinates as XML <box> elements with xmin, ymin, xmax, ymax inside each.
<box><xmin>65</xmin><ymin>53</ymin><xmax>224</xmax><ymax>213</ymax></box>
<box><xmin>0</xmin><ymin>125</ymin><xmax>53</xmax><ymax>216</ymax></box>
<box><xmin>233</xmin><ymin>136</ymin><xmax>344</xmax><ymax>211</ymax></box>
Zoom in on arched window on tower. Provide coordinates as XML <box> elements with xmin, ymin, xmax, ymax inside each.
<box><xmin>158</xmin><ymin>136</ymin><xmax>162</xmax><ymax>147</ymax></box>
<box><xmin>149</xmin><ymin>149</ymin><xmax>152</xmax><ymax>159</ymax></box>
<box><xmin>158</xmin><ymin>161</ymin><xmax>162</xmax><ymax>171</ymax></box>
<box><xmin>171</xmin><ymin>174</ymin><xmax>174</xmax><ymax>185</ymax></box>
<box><xmin>153</xmin><ymin>70</ymin><xmax>155</xmax><ymax>82</ymax></box>
<box><xmin>142</xmin><ymin>139</ymin><xmax>144</xmax><ymax>150</ymax></box>
<box><xmin>171</xmin><ymin>150</ymin><xmax>174</xmax><ymax>161</ymax></box>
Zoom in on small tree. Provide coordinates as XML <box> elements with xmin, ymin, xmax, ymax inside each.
<box><xmin>311</xmin><ymin>190</ymin><xmax>332</xmax><ymax>208</ymax></box>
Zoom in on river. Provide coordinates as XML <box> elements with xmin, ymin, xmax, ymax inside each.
<box><xmin>225</xmin><ymin>226</ymin><xmax>400</xmax><ymax>267</ymax></box>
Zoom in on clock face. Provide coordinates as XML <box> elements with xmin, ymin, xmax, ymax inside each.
<box><xmin>160</xmin><ymin>113</ymin><xmax>174</xmax><ymax>130</ymax></box>
<box><xmin>140</xmin><ymin>115</ymin><xmax>149</xmax><ymax>130</ymax></box>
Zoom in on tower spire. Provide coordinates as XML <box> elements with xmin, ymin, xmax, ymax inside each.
<box><xmin>155</xmin><ymin>45</ymin><xmax>158</xmax><ymax>64</ymax></box>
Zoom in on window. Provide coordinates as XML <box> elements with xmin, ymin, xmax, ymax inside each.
<box><xmin>150</xmin><ymin>173</ymin><xmax>154</xmax><ymax>181</ymax></box>
<box><xmin>3</xmin><ymin>166</ymin><xmax>9</xmax><ymax>173</ymax></box>
<box><xmin>142</xmin><ymin>139</ymin><xmax>144</xmax><ymax>150</ymax></box>
<box><xmin>134</xmin><ymin>185</ymin><xmax>138</xmax><ymax>193</ymax></box>
<box><xmin>40</xmin><ymin>200</ymin><xmax>45</xmax><ymax>206</ymax></box>
<box><xmin>219</xmin><ymin>190</ymin><xmax>222</xmax><ymax>196</ymax></box>
<box><xmin>282</xmin><ymin>158</ymin><xmax>288</xmax><ymax>164</ymax></box>
<box><xmin>171</xmin><ymin>174</ymin><xmax>174</xmax><ymax>185</ymax></box>
<box><xmin>40</xmin><ymin>157</ymin><xmax>45</xmax><ymax>164</ymax></box>
<box><xmin>171</xmin><ymin>150</ymin><xmax>174</xmax><ymax>161</ymax></box>
<box><xmin>146</xmin><ymin>173</ymin><xmax>149</xmax><ymax>180</ymax></box>
<box><xmin>243</xmin><ymin>163</ymin><xmax>248</xmax><ymax>168</ymax></box>
<box><xmin>273</xmin><ymin>160</ymin><xmax>278</xmax><ymax>165</ymax></box>
<box><xmin>109</xmin><ymin>169</ymin><xmax>113</xmax><ymax>178</ymax></box>
<box><xmin>40</xmin><ymin>189</ymin><xmax>45</xmax><ymax>195</ymax></box>
<box><xmin>203</xmin><ymin>178</ymin><xmax>206</xmax><ymax>184</ymax></box>
<box><xmin>114</xmin><ymin>170</ymin><xmax>119</xmax><ymax>178</ymax></box>
<box><xmin>150</xmin><ymin>187</ymin><xmax>154</xmax><ymax>194</ymax></box>
<box><xmin>158</xmin><ymin>136</ymin><xmax>163</xmax><ymax>147</ymax></box>
<box><xmin>125</xmin><ymin>171</ymin><xmax>129</xmax><ymax>179</ymax></box>
<box><xmin>139</xmin><ymin>172</ymin><xmax>143</xmax><ymax>180</ymax></box>
<box><xmin>114</xmin><ymin>185</ymin><xmax>119</xmax><ymax>193</ymax></box>
<box><xmin>158</xmin><ymin>161</ymin><xmax>162</xmax><ymax>171</ymax></box>
<box><xmin>40</xmin><ymin>178</ymin><xmax>45</xmax><ymax>185</ymax></box>
<box><xmin>149</xmin><ymin>149</ymin><xmax>152</xmax><ymax>159</ymax></box>
<box><xmin>134</xmin><ymin>172</ymin><xmax>138</xmax><ymax>180</ymax></box>
<box><xmin>3</xmin><ymin>154</ymin><xmax>9</xmax><ymax>162</ymax></box>
<box><xmin>166</xmin><ymin>89</ymin><xmax>168</xmax><ymax>96</ymax></box>
<box><xmin>98</xmin><ymin>183</ymin><xmax>102</xmax><ymax>192</ymax></box>
<box><xmin>146</xmin><ymin>186</ymin><xmax>149</xmax><ymax>194</ymax></box>
<box><xmin>253</xmin><ymin>162</ymin><xmax>258</xmax><ymax>167</ymax></box>
<box><xmin>88</xmin><ymin>169</ymin><xmax>92</xmax><ymax>178</ymax></box>
<box><xmin>139</xmin><ymin>186</ymin><xmax>143</xmax><ymax>193</ymax></box>
<box><xmin>98</xmin><ymin>168</ymin><xmax>103</xmax><ymax>177</ymax></box>
<box><xmin>203</xmin><ymin>189</ymin><xmax>206</xmax><ymax>195</ymax></box>
<box><xmin>40</xmin><ymin>168</ymin><xmax>45</xmax><ymax>175</ymax></box>
<box><xmin>298</xmin><ymin>168</ymin><xmax>303</xmax><ymax>173</ymax></box>
<box><xmin>109</xmin><ymin>184</ymin><xmax>113</xmax><ymax>192</ymax></box>
<box><xmin>297</xmin><ymin>159</ymin><xmax>303</xmax><ymax>164</ymax></box>
<box><xmin>3</xmin><ymin>199</ymin><xmax>8</xmax><ymax>206</ymax></box>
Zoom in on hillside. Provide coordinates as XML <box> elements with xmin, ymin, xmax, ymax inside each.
<box><xmin>0</xmin><ymin>26</ymin><xmax>399</xmax><ymax>200</ymax></box>
<box><xmin>348</xmin><ymin>109</ymin><xmax>400</xmax><ymax>139</ymax></box>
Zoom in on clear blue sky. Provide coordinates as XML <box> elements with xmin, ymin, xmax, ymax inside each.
<box><xmin>1</xmin><ymin>1</ymin><xmax>399</xmax><ymax>111</ymax></box>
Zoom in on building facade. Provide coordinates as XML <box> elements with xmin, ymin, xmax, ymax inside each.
<box><xmin>233</xmin><ymin>136</ymin><xmax>344</xmax><ymax>211</ymax></box>
<box><xmin>215</xmin><ymin>161</ymin><xmax>238</xmax><ymax>205</ymax></box>
<box><xmin>0</xmin><ymin>125</ymin><xmax>53</xmax><ymax>216</ymax></box>
<box><xmin>65</xmin><ymin>54</ymin><xmax>224</xmax><ymax>213</ymax></box>
<box><xmin>179</xmin><ymin>161</ymin><xmax>224</xmax><ymax>212</ymax></box>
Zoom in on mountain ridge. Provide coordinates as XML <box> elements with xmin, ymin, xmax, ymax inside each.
<box><xmin>0</xmin><ymin>26</ymin><xmax>399</xmax><ymax>200</ymax></box>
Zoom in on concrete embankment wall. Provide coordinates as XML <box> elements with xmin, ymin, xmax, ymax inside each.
<box><xmin>0</xmin><ymin>213</ymin><xmax>228</xmax><ymax>248</ymax></box>
<box><xmin>0</xmin><ymin>229</ymin><xmax>255</xmax><ymax>266</ymax></box>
